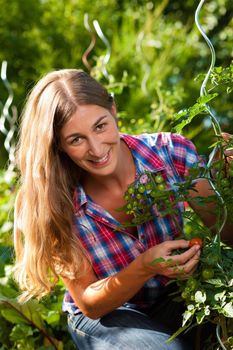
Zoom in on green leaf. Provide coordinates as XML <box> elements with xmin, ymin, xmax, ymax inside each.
<box><xmin>214</xmin><ymin>291</ymin><xmax>226</xmax><ymax>302</ymax></box>
<box><xmin>194</xmin><ymin>291</ymin><xmax>206</xmax><ymax>303</ymax></box>
<box><xmin>150</xmin><ymin>257</ymin><xmax>165</xmax><ymax>265</ymax></box>
<box><xmin>196</xmin><ymin>93</ymin><xmax>218</xmax><ymax>104</ymax></box>
<box><xmin>42</xmin><ymin>310</ymin><xmax>60</xmax><ymax>325</ymax></box>
<box><xmin>205</xmin><ymin>279</ymin><xmax>225</xmax><ymax>287</ymax></box>
<box><xmin>0</xmin><ymin>283</ymin><xmax>19</xmax><ymax>299</ymax></box>
<box><xmin>166</xmin><ymin>323</ymin><xmax>191</xmax><ymax>343</ymax></box>
<box><xmin>196</xmin><ymin>310</ymin><xmax>206</xmax><ymax>324</ymax></box>
<box><xmin>19</xmin><ymin>300</ymin><xmax>46</xmax><ymax>329</ymax></box>
<box><xmin>222</xmin><ymin>302</ymin><xmax>233</xmax><ymax>318</ymax></box>
<box><xmin>1</xmin><ymin>308</ymin><xmax>29</xmax><ymax>325</ymax></box>
<box><xmin>10</xmin><ymin>323</ymin><xmax>34</xmax><ymax>341</ymax></box>
<box><xmin>0</xmin><ymin>298</ymin><xmax>46</xmax><ymax>329</ymax></box>
<box><xmin>182</xmin><ymin>310</ymin><xmax>193</xmax><ymax>326</ymax></box>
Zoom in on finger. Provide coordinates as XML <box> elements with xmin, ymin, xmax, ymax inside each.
<box><xmin>165</xmin><ymin>239</ymin><xmax>190</xmax><ymax>251</ymax></box>
<box><xmin>221</xmin><ymin>132</ymin><xmax>231</xmax><ymax>141</ymax></box>
<box><xmin>221</xmin><ymin>132</ymin><xmax>233</xmax><ymax>157</ymax></box>
<box><xmin>181</xmin><ymin>250</ymin><xmax>200</xmax><ymax>275</ymax></box>
<box><xmin>171</xmin><ymin>245</ymin><xmax>200</xmax><ymax>265</ymax></box>
<box><xmin>224</xmin><ymin>150</ymin><xmax>233</xmax><ymax>157</ymax></box>
<box><xmin>167</xmin><ymin>251</ymin><xmax>200</xmax><ymax>278</ymax></box>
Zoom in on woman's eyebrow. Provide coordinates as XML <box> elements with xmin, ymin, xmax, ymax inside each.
<box><xmin>92</xmin><ymin>115</ymin><xmax>108</xmax><ymax>129</ymax></box>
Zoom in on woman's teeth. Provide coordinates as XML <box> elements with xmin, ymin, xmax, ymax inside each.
<box><xmin>92</xmin><ymin>152</ymin><xmax>109</xmax><ymax>163</ymax></box>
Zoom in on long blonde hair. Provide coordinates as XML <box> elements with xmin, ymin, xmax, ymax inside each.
<box><xmin>14</xmin><ymin>69</ymin><xmax>114</xmax><ymax>301</ymax></box>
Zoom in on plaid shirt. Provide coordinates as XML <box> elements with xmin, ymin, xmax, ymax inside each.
<box><xmin>63</xmin><ymin>132</ymin><xmax>203</xmax><ymax>314</ymax></box>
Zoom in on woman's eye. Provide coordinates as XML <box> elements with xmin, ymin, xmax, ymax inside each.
<box><xmin>70</xmin><ymin>136</ymin><xmax>82</xmax><ymax>145</ymax></box>
<box><xmin>96</xmin><ymin>123</ymin><xmax>106</xmax><ymax>131</ymax></box>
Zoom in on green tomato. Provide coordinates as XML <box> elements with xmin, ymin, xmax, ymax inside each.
<box><xmin>205</xmin><ymin>254</ymin><xmax>219</xmax><ymax>266</ymax></box>
<box><xmin>201</xmin><ymin>267</ymin><xmax>214</xmax><ymax>280</ymax></box>
<box><xmin>216</xmin><ymin>170</ymin><xmax>225</xmax><ymax>180</ymax></box>
<box><xmin>138</xmin><ymin>185</ymin><xmax>146</xmax><ymax>193</ymax></box>
<box><xmin>154</xmin><ymin>174</ymin><xmax>164</xmax><ymax>184</ymax></box>
<box><xmin>136</xmin><ymin>193</ymin><xmax>142</xmax><ymax>199</ymax></box>
<box><xmin>181</xmin><ymin>291</ymin><xmax>188</xmax><ymax>299</ymax></box>
<box><xmin>213</xmin><ymin>160</ymin><xmax>222</xmax><ymax>171</ymax></box>
<box><xmin>186</xmin><ymin>278</ymin><xmax>198</xmax><ymax>291</ymax></box>
<box><xmin>145</xmin><ymin>182</ymin><xmax>153</xmax><ymax>190</ymax></box>
<box><xmin>220</xmin><ymin>178</ymin><xmax>230</xmax><ymax>188</ymax></box>
<box><xmin>150</xmin><ymin>190</ymin><xmax>157</xmax><ymax>198</ymax></box>
<box><xmin>228</xmin><ymin>169</ymin><xmax>233</xmax><ymax>178</ymax></box>
<box><xmin>181</xmin><ymin>287</ymin><xmax>191</xmax><ymax>299</ymax></box>
<box><xmin>128</xmin><ymin>187</ymin><xmax>134</xmax><ymax>194</ymax></box>
<box><xmin>157</xmin><ymin>183</ymin><xmax>166</xmax><ymax>191</ymax></box>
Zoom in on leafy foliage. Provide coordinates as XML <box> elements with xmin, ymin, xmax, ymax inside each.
<box><xmin>0</xmin><ymin>171</ymin><xmax>75</xmax><ymax>349</ymax></box>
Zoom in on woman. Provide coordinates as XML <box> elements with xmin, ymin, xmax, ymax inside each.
<box><xmin>14</xmin><ymin>69</ymin><xmax>232</xmax><ymax>349</ymax></box>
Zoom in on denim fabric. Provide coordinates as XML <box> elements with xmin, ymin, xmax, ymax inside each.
<box><xmin>67</xmin><ymin>296</ymin><xmax>194</xmax><ymax>350</ymax></box>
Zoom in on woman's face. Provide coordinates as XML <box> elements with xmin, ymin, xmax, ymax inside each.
<box><xmin>60</xmin><ymin>104</ymin><xmax>121</xmax><ymax>177</ymax></box>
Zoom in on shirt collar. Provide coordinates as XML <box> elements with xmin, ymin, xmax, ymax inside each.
<box><xmin>73</xmin><ymin>184</ymin><xmax>87</xmax><ymax>212</ymax></box>
<box><xmin>120</xmin><ymin>133</ymin><xmax>166</xmax><ymax>173</ymax></box>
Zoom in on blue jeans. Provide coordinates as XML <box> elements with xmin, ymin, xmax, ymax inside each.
<box><xmin>67</xmin><ymin>294</ymin><xmax>195</xmax><ymax>350</ymax></box>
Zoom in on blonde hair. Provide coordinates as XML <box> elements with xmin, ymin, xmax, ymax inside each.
<box><xmin>14</xmin><ymin>69</ymin><xmax>114</xmax><ymax>301</ymax></box>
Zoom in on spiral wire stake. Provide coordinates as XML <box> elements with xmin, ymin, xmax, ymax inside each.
<box><xmin>0</xmin><ymin>61</ymin><xmax>17</xmax><ymax>169</ymax></box>
<box><xmin>93</xmin><ymin>20</ymin><xmax>111</xmax><ymax>80</ymax></box>
<box><xmin>82</xmin><ymin>13</ymin><xmax>97</xmax><ymax>71</ymax></box>
<box><xmin>195</xmin><ymin>2</ymin><xmax>228</xmax><ymax>348</ymax></box>
<box><xmin>136</xmin><ymin>31</ymin><xmax>150</xmax><ymax>96</ymax></box>
<box><xmin>0</xmin><ymin>61</ymin><xmax>13</xmax><ymax>135</ymax></box>
<box><xmin>195</xmin><ymin>0</ymin><xmax>227</xmax><ymax>235</ymax></box>
<box><xmin>216</xmin><ymin>324</ymin><xmax>227</xmax><ymax>350</ymax></box>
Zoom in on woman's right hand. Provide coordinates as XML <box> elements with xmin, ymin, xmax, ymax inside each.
<box><xmin>140</xmin><ymin>239</ymin><xmax>201</xmax><ymax>279</ymax></box>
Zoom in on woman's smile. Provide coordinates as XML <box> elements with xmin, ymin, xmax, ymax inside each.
<box><xmin>87</xmin><ymin>149</ymin><xmax>112</xmax><ymax>167</ymax></box>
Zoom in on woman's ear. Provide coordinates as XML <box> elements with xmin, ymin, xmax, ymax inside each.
<box><xmin>111</xmin><ymin>102</ymin><xmax>117</xmax><ymax>117</ymax></box>
<box><xmin>111</xmin><ymin>103</ymin><xmax>119</xmax><ymax>126</ymax></box>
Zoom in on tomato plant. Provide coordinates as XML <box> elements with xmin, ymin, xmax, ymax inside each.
<box><xmin>119</xmin><ymin>160</ymin><xmax>233</xmax><ymax>349</ymax></box>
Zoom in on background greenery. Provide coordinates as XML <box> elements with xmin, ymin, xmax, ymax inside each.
<box><xmin>0</xmin><ymin>0</ymin><xmax>232</xmax><ymax>348</ymax></box>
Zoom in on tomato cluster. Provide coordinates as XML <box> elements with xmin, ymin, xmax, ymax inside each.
<box><xmin>123</xmin><ymin>172</ymin><xmax>171</xmax><ymax>223</ymax></box>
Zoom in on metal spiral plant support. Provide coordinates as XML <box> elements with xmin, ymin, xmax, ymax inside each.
<box><xmin>0</xmin><ymin>61</ymin><xmax>17</xmax><ymax>171</ymax></box>
<box><xmin>82</xmin><ymin>14</ymin><xmax>97</xmax><ymax>71</ymax></box>
<box><xmin>136</xmin><ymin>31</ymin><xmax>151</xmax><ymax>95</ymax></box>
<box><xmin>82</xmin><ymin>15</ymin><xmax>111</xmax><ymax>81</ymax></box>
<box><xmin>195</xmin><ymin>1</ymin><xmax>228</xmax><ymax>349</ymax></box>
<box><xmin>93</xmin><ymin>19</ymin><xmax>111</xmax><ymax>81</ymax></box>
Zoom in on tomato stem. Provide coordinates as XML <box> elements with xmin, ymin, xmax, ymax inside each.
<box><xmin>217</xmin><ymin>315</ymin><xmax>229</xmax><ymax>350</ymax></box>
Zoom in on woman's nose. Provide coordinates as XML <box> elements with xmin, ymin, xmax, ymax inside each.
<box><xmin>87</xmin><ymin>137</ymin><xmax>103</xmax><ymax>157</ymax></box>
